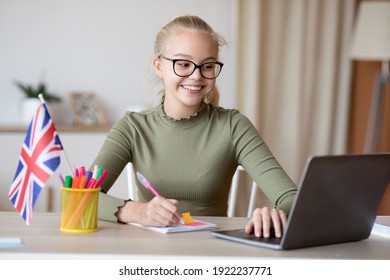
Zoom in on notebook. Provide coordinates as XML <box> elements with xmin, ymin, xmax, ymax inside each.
<box><xmin>211</xmin><ymin>154</ymin><xmax>390</xmax><ymax>250</ymax></box>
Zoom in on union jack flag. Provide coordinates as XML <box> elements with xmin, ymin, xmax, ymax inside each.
<box><xmin>8</xmin><ymin>102</ymin><xmax>63</xmax><ymax>225</ymax></box>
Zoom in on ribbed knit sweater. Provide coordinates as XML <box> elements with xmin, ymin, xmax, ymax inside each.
<box><xmin>93</xmin><ymin>102</ymin><xmax>297</xmax><ymax>222</ymax></box>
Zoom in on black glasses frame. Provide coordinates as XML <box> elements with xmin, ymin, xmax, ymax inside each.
<box><xmin>159</xmin><ymin>55</ymin><xmax>223</xmax><ymax>79</ymax></box>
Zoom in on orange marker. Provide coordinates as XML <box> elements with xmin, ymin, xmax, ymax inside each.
<box><xmin>78</xmin><ymin>175</ymin><xmax>87</xmax><ymax>189</ymax></box>
<box><xmin>71</xmin><ymin>176</ymin><xmax>80</xmax><ymax>189</ymax></box>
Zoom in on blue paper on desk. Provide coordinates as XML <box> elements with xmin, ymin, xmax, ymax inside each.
<box><xmin>0</xmin><ymin>237</ymin><xmax>23</xmax><ymax>248</ymax></box>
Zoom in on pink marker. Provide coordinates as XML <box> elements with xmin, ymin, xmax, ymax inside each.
<box><xmin>95</xmin><ymin>170</ymin><xmax>108</xmax><ymax>189</ymax></box>
<box><xmin>136</xmin><ymin>172</ymin><xmax>160</xmax><ymax>196</ymax></box>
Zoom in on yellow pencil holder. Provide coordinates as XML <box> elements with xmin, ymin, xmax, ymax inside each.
<box><xmin>60</xmin><ymin>187</ymin><xmax>100</xmax><ymax>233</ymax></box>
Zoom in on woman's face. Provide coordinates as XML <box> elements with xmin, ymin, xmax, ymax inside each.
<box><xmin>154</xmin><ymin>30</ymin><xmax>218</xmax><ymax>118</ymax></box>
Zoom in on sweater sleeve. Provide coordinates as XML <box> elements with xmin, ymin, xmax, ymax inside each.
<box><xmin>98</xmin><ymin>192</ymin><xmax>125</xmax><ymax>222</ymax></box>
<box><xmin>91</xmin><ymin>117</ymin><xmax>133</xmax><ymax>193</ymax></box>
<box><xmin>230</xmin><ymin>110</ymin><xmax>297</xmax><ymax>214</ymax></box>
<box><xmin>91</xmin><ymin>116</ymin><xmax>134</xmax><ymax>222</ymax></box>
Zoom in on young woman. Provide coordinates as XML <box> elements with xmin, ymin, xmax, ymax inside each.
<box><xmin>92</xmin><ymin>15</ymin><xmax>297</xmax><ymax>238</ymax></box>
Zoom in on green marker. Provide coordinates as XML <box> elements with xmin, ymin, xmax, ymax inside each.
<box><xmin>64</xmin><ymin>175</ymin><xmax>72</xmax><ymax>188</ymax></box>
<box><xmin>97</xmin><ymin>166</ymin><xmax>103</xmax><ymax>179</ymax></box>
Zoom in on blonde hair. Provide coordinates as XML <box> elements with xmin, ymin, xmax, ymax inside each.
<box><xmin>154</xmin><ymin>15</ymin><xmax>226</xmax><ymax>106</ymax></box>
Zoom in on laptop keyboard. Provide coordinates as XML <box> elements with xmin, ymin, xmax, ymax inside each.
<box><xmin>232</xmin><ymin>229</ymin><xmax>282</xmax><ymax>245</ymax></box>
<box><xmin>245</xmin><ymin>233</ymin><xmax>281</xmax><ymax>245</ymax></box>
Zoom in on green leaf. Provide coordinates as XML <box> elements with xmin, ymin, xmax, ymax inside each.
<box><xmin>13</xmin><ymin>79</ymin><xmax>61</xmax><ymax>102</ymax></box>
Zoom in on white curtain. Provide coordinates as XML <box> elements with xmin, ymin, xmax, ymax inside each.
<box><xmin>236</xmin><ymin>0</ymin><xmax>355</xmax><ymax>183</ymax></box>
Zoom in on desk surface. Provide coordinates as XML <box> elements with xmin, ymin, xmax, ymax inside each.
<box><xmin>0</xmin><ymin>212</ymin><xmax>389</xmax><ymax>259</ymax></box>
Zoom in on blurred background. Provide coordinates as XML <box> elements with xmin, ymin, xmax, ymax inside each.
<box><xmin>0</xmin><ymin>0</ymin><xmax>389</xmax><ymax>215</ymax></box>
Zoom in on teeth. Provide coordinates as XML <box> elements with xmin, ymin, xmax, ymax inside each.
<box><xmin>183</xmin><ymin>85</ymin><xmax>201</xmax><ymax>91</ymax></box>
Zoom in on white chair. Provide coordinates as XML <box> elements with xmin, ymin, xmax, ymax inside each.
<box><xmin>227</xmin><ymin>166</ymin><xmax>258</xmax><ymax>218</ymax></box>
<box><xmin>126</xmin><ymin>163</ymin><xmax>138</xmax><ymax>201</ymax></box>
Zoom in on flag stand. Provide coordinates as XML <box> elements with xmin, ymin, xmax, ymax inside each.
<box><xmin>38</xmin><ymin>94</ymin><xmax>74</xmax><ymax>176</ymax></box>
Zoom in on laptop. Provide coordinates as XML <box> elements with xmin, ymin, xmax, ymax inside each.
<box><xmin>211</xmin><ymin>154</ymin><xmax>390</xmax><ymax>250</ymax></box>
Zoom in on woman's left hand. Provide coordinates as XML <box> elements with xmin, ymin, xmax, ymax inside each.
<box><xmin>245</xmin><ymin>207</ymin><xmax>287</xmax><ymax>238</ymax></box>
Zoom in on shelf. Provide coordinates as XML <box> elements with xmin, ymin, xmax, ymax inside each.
<box><xmin>0</xmin><ymin>124</ymin><xmax>112</xmax><ymax>133</ymax></box>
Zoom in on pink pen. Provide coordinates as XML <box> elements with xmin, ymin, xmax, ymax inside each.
<box><xmin>136</xmin><ymin>172</ymin><xmax>160</xmax><ymax>196</ymax></box>
<box><xmin>137</xmin><ymin>171</ymin><xmax>184</xmax><ymax>224</ymax></box>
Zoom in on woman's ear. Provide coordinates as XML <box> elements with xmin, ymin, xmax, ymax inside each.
<box><xmin>152</xmin><ymin>56</ymin><xmax>163</xmax><ymax>78</ymax></box>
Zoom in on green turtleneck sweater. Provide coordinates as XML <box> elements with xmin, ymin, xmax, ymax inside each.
<box><xmin>93</xmin><ymin>102</ymin><xmax>297</xmax><ymax>222</ymax></box>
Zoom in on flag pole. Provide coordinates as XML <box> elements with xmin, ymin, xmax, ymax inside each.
<box><xmin>38</xmin><ymin>94</ymin><xmax>74</xmax><ymax>176</ymax></box>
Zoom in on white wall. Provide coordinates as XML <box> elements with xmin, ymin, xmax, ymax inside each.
<box><xmin>0</xmin><ymin>0</ymin><xmax>237</xmax><ymax>126</ymax></box>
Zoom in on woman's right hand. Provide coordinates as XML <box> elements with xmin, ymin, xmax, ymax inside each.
<box><xmin>116</xmin><ymin>196</ymin><xmax>182</xmax><ymax>227</ymax></box>
<box><xmin>245</xmin><ymin>207</ymin><xmax>287</xmax><ymax>238</ymax></box>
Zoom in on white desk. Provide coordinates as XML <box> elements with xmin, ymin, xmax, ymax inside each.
<box><xmin>0</xmin><ymin>212</ymin><xmax>389</xmax><ymax>259</ymax></box>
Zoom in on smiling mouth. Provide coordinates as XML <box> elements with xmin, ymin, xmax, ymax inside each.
<box><xmin>182</xmin><ymin>85</ymin><xmax>203</xmax><ymax>91</ymax></box>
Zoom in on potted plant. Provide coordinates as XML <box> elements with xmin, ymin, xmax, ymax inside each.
<box><xmin>14</xmin><ymin>80</ymin><xmax>62</xmax><ymax>102</ymax></box>
<box><xmin>14</xmin><ymin>80</ymin><xmax>62</xmax><ymax>124</ymax></box>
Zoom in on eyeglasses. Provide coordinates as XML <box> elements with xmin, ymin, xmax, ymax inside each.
<box><xmin>159</xmin><ymin>55</ymin><xmax>223</xmax><ymax>79</ymax></box>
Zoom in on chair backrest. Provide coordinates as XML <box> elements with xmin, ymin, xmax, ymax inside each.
<box><xmin>126</xmin><ymin>163</ymin><xmax>138</xmax><ymax>201</ymax></box>
<box><xmin>126</xmin><ymin>164</ymin><xmax>262</xmax><ymax>217</ymax></box>
<box><xmin>227</xmin><ymin>166</ymin><xmax>259</xmax><ymax>217</ymax></box>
